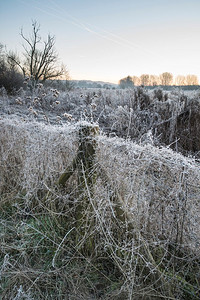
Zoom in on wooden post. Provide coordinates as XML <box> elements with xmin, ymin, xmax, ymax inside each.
<box><xmin>58</xmin><ymin>124</ymin><xmax>99</xmax><ymax>254</ymax></box>
<box><xmin>58</xmin><ymin>123</ymin><xmax>99</xmax><ymax>188</ymax></box>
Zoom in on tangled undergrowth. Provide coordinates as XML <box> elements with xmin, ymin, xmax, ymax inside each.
<box><xmin>0</xmin><ymin>113</ymin><xmax>200</xmax><ymax>299</ymax></box>
<box><xmin>1</xmin><ymin>85</ymin><xmax>200</xmax><ymax>158</ymax></box>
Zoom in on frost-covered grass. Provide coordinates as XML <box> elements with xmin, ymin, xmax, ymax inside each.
<box><xmin>1</xmin><ymin>85</ymin><xmax>200</xmax><ymax>157</ymax></box>
<box><xmin>0</xmin><ymin>111</ymin><xmax>200</xmax><ymax>299</ymax></box>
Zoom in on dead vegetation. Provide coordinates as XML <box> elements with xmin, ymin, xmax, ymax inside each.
<box><xmin>0</xmin><ymin>113</ymin><xmax>200</xmax><ymax>299</ymax></box>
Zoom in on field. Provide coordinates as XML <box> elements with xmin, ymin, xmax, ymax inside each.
<box><xmin>0</xmin><ymin>85</ymin><xmax>200</xmax><ymax>299</ymax></box>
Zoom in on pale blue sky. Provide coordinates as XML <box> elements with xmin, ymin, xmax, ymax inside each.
<box><xmin>0</xmin><ymin>0</ymin><xmax>200</xmax><ymax>83</ymax></box>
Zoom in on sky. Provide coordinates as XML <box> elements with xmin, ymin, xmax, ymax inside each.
<box><xmin>0</xmin><ymin>0</ymin><xmax>200</xmax><ymax>83</ymax></box>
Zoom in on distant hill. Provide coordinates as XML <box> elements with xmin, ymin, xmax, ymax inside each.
<box><xmin>70</xmin><ymin>80</ymin><xmax>118</xmax><ymax>89</ymax></box>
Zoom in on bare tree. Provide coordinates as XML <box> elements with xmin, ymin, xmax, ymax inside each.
<box><xmin>149</xmin><ymin>74</ymin><xmax>159</xmax><ymax>86</ymax></box>
<box><xmin>132</xmin><ymin>75</ymin><xmax>140</xmax><ymax>86</ymax></box>
<box><xmin>119</xmin><ymin>76</ymin><xmax>134</xmax><ymax>89</ymax></box>
<box><xmin>8</xmin><ymin>21</ymin><xmax>65</xmax><ymax>82</ymax></box>
<box><xmin>159</xmin><ymin>72</ymin><xmax>173</xmax><ymax>85</ymax></box>
<box><xmin>140</xmin><ymin>74</ymin><xmax>150</xmax><ymax>86</ymax></box>
<box><xmin>175</xmin><ymin>75</ymin><xmax>186</xmax><ymax>86</ymax></box>
<box><xmin>185</xmin><ymin>74</ymin><xmax>199</xmax><ymax>85</ymax></box>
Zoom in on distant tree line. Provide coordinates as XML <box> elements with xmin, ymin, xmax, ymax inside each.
<box><xmin>119</xmin><ymin>72</ymin><xmax>199</xmax><ymax>88</ymax></box>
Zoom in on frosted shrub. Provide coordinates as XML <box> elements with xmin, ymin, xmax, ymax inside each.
<box><xmin>1</xmin><ymin>85</ymin><xmax>200</xmax><ymax>157</ymax></box>
<box><xmin>0</xmin><ymin>117</ymin><xmax>77</xmax><ymax>200</ymax></box>
<box><xmin>97</xmin><ymin>135</ymin><xmax>200</xmax><ymax>251</ymax></box>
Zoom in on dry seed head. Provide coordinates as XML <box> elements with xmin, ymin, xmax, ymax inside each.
<box><xmin>33</xmin><ymin>110</ymin><xmax>38</xmax><ymax>116</ymax></box>
<box><xmin>23</xmin><ymin>76</ymin><xmax>30</xmax><ymax>83</ymax></box>
<box><xmin>43</xmin><ymin>115</ymin><xmax>48</xmax><ymax>121</ymax></box>
<box><xmin>51</xmin><ymin>89</ymin><xmax>59</xmax><ymax>95</ymax></box>
<box><xmin>91</xmin><ymin>103</ymin><xmax>97</xmax><ymax>110</ymax></box>
<box><xmin>15</xmin><ymin>97</ymin><xmax>23</xmax><ymax>105</ymax></box>
<box><xmin>63</xmin><ymin>113</ymin><xmax>73</xmax><ymax>120</ymax></box>
<box><xmin>36</xmin><ymin>83</ymin><xmax>43</xmax><ymax>88</ymax></box>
